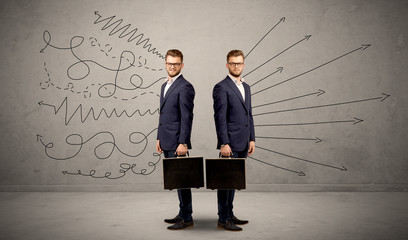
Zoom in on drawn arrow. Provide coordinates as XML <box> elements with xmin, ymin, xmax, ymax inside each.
<box><xmin>248</xmin><ymin>156</ymin><xmax>306</xmax><ymax>176</ymax></box>
<box><xmin>245</xmin><ymin>17</ymin><xmax>286</xmax><ymax>59</ymax></box>
<box><xmin>253</xmin><ymin>93</ymin><xmax>390</xmax><ymax>116</ymax></box>
<box><xmin>244</xmin><ymin>35</ymin><xmax>311</xmax><ymax>78</ymax></box>
<box><xmin>253</xmin><ymin>89</ymin><xmax>325</xmax><ymax>109</ymax></box>
<box><xmin>257</xmin><ymin>145</ymin><xmax>347</xmax><ymax>171</ymax></box>
<box><xmin>256</xmin><ymin>136</ymin><xmax>322</xmax><ymax>143</ymax></box>
<box><xmin>252</xmin><ymin>44</ymin><xmax>372</xmax><ymax>96</ymax></box>
<box><xmin>36</xmin><ymin>134</ymin><xmax>53</xmax><ymax>148</ymax></box>
<box><xmin>250</xmin><ymin>67</ymin><xmax>284</xmax><ymax>87</ymax></box>
<box><xmin>255</xmin><ymin>117</ymin><xmax>364</xmax><ymax>127</ymax></box>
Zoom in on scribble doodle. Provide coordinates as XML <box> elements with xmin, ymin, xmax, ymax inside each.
<box><xmin>38</xmin><ymin>97</ymin><xmax>159</xmax><ymax>125</ymax></box>
<box><xmin>40</xmin><ymin>30</ymin><xmax>164</xmax><ymax>99</ymax></box>
<box><xmin>61</xmin><ymin>153</ymin><xmax>162</xmax><ymax>179</ymax></box>
<box><xmin>243</xmin><ymin>17</ymin><xmax>390</xmax><ymax>176</ymax></box>
<box><xmin>41</xmin><ymin>61</ymin><xmax>162</xmax><ymax>99</ymax></box>
<box><xmin>36</xmin><ymin>128</ymin><xmax>158</xmax><ymax>160</ymax></box>
<box><xmin>88</xmin><ymin>36</ymin><xmax>164</xmax><ymax>72</ymax></box>
<box><xmin>93</xmin><ymin>11</ymin><xmax>165</xmax><ymax>59</ymax></box>
<box><xmin>40</xmin><ymin>62</ymin><xmax>91</xmax><ymax>97</ymax></box>
<box><xmin>89</xmin><ymin>37</ymin><xmax>113</xmax><ymax>57</ymax></box>
<box><xmin>37</xmin><ymin>11</ymin><xmax>169</xmax><ymax>180</ymax></box>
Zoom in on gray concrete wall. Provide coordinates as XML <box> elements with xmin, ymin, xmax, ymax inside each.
<box><xmin>0</xmin><ymin>0</ymin><xmax>407</xmax><ymax>191</ymax></box>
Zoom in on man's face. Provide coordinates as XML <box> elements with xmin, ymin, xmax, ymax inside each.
<box><xmin>226</xmin><ymin>56</ymin><xmax>245</xmax><ymax>78</ymax></box>
<box><xmin>165</xmin><ymin>56</ymin><xmax>184</xmax><ymax>78</ymax></box>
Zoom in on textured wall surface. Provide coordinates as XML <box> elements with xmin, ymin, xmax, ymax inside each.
<box><xmin>0</xmin><ymin>0</ymin><xmax>407</xmax><ymax>191</ymax></box>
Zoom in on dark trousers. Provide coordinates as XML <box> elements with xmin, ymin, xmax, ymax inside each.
<box><xmin>217</xmin><ymin>149</ymin><xmax>248</xmax><ymax>223</ymax></box>
<box><xmin>164</xmin><ymin>150</ymin><xmax>193</xmax><ymax>222</ymax></box>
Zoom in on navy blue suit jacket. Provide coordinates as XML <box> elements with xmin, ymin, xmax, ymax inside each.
<box><xmin>157</xmin><ymin>75</ymin><xmax>195</xmax><ymax>151</ymax></box>
<box><xmin>213</xmin><ymin>76</ymin><xmax>255</xmax><ymax>151</ymax></box>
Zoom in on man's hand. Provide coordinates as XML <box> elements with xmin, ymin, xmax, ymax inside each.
<box><xmin>220</xmin><ymin>144</ymin><xmax>232</xmax><ymax>157</ymax></box>
<box><xmin>176</xmin><ymin>144</ymin><xmax>188</xmax><ymax>156</ymax></box>
<box><xmin>156</xmin><ymin>140</ymin><xmax>162</xmax><ymax>153</ymax></box>
<box><xmin>248</xmin><ymin>141</ymin><xmax>255</xmax><ymax>156</ymax></box>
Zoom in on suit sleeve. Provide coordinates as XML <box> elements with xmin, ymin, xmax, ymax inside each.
<box><xmin>178</xmin><ymin>83</ymin><xmax>195</xmax><ymax>146</ymax></box>
<box><xmin>213</xmin><ymin>84</ymin><xmax>229</xmax><ymax>145</ymax></box>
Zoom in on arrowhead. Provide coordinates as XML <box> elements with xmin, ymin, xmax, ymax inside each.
<box><xmin>62</xmin><ymin>171</ymin><xmax>68</xmax><ymax>175</ymax></box>
<box><xmin>280</xmin><ymin>17</ymin><xmax>286</xmax><ymax>22</ymax></box>
<box><xmin>315</xmin><ymin>137</ymin><xmax>322</xmax><ymax>143</ymax></box>
<box><xmin>38</xmin><ymin>101</ymin><xmax>43</xmax><ymax>106</ymax></box>
<box><xmin>277</xmin><ymin>67</ymin><xmax>284</xmax><ymax>73</ymax></box>
<box><xmin>36</xmin><ymin>134</ymin><xmax>42</xmax><ymax>142</ymax></box>
<box><xmin>381</xmin><ymin>93</ymin><xmax>390</xmax><ymax>102</ymax></box>
<box><xmin>353</xmin><ymin>118</ymin><xmax>364</xmax><ymax>125</ymax></box>
<box><xmin>305</xmin><ymin>35</ymin><xmax>312</xmax><ymax>41</ymax></box>
<box><xmin>317</xmin><ymin>89</ymin><xmax>325</xmax><ymax>96</ymax></box>
<box><xmin>341</xmin><ymin>166</ymin><xmax>348</xmax><ymax>171</ymax></box>
<box><xmin>40</xmin><ymin>49</ymin><xmax>44</xmax><ymax>53</ymax></box>
<box><xmin>94</xmin><ymin>11</ymin><xmax>99</xmax><ymax>15</ymax></box>
<box><xmin>362</xmin><ymin>44</ymin><xmax>371</xmax><ymax>50</ymax></box>
<box><xmin>298</xmin><ymin>171</ymin><xmax>306</xmax><ymax>176</ymax></box>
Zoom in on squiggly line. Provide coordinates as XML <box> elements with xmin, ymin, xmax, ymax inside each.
<box><xmin>40</xmin><ymin>62</ymin><xmax>89</xmax><ymax>97</ymax></box>
<box><xmin>37</xmin><ymin>128</ymin><xmax>157</xmax><ymax>160</ymax></box>
<box><xmin>39</xmin><ymin>97</ymin><xmax>159</xmax><ymax>125</ymax></box>
<box><xmin>89</xmin><ymin>37</ymin><xmax>164</xmax><ymax>72</ymax></box>
<box><xmin>93</xmin><ymin>11</ymin><xmax>165</xmax><ymax>59</ymax></box>
<box><xmin>41</xmin><ymin>61</ymin><xmax>162</xmax><ymax>99</ymax></box>
<box><xmin>89</xmin><ymin>37</ymin><xmax>113</xmax><ymax>56</ymax></box>
<box><xmin>40</xmin><ymin>30</ymin><xmax>163</xmax><ymax>98</ymax></box>
<box><xmin>61</xmin><ymin>153</ymin><xmax>162</xmax><ymax>179</ymax></box>
<box><xmin>41</xmin><ymin>30</ymin><xmax>134</xmax><ymax>79</ymax></box>
<box><xmin>97</xmin><ymin>50</ymin><xmax>166</xmax><ymax>98</ymax></box>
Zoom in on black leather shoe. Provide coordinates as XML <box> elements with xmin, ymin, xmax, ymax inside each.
<box><xmin>231</xmin><ymin>216</ymin><xmax>249</xmax><ymax>225</ymax></box>
<box><xmin>217</xmin><ymin>219</ymin><xmax>242</xmax><ymax>231</ymax></box>
<box><xmin>167</xmin><ymin>219</ymin><xmax>194</xmax><ymax>230</ymax></box>
<box><xmin>164</xmin><ymin>215</ymin><xmax>182</xmax><ymax>224</ymax></box>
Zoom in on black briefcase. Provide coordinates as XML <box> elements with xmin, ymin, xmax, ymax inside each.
<box><xmin>163</xmin><ymin>155</ymin><xmax>204</xmax><ymax>190</ymax></box>
<box><xmin>205</xmin><ymin>157</ymin><xmax>246</xmax><ymax>190</ymax></box>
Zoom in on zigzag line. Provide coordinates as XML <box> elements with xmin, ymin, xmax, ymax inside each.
<box><xmin>93</xmin><ymin>11</ymin><xmax>165</xmax><ymax>59</ymax></box>
<box><xmin>39</xmin><ymin>97</ymin><xmax>159</xmax><ymax>125</ymax></box>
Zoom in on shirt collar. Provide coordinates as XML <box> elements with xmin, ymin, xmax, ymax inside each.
<box><xmin>167</xmin><ymin>73</ymin><xmax>182</xmax><ymax>84</ymax></box>
<box><xmin>228</xmin><ymin>73</ymin><xmax>244</xmax><ymax>85</ymax></box>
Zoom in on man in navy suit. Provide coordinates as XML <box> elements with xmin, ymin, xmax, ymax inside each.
<box><xmin>213</xmin><ymin>50</ymin><xmax>255</xmax><ymax>231</ymax></box>
<box><xmin>156</xmin><ymin>49</ymin><xmax>195</xmax><ymax>230</ymax></box>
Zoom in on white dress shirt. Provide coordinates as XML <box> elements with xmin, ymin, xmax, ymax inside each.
<box><xmin>228</xmin><ymin>73</ymin><xmax>245</xmax><ymax>101</ymax></box>
<box><xmin>164</xmin><ymin>73</ymin><xmax>181</xmax><ymax>97</ymax></box>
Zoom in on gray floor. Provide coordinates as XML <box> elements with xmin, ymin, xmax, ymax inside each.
<box><xmin>0</xmin><ymin>191</ymin><xmax>407</xmax><ymax>240</ymax></box>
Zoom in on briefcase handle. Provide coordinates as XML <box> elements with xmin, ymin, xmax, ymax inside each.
<box><xmin>176</xmin><ymin>151</ymin><xmax>189</xmax><ymax>157</ymax></box>
<box><xmin>219</xmin><ymin>152</ymin><xmax>233</xmax><ymax>158</ymax></box>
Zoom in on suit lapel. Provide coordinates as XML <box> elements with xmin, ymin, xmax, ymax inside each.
<box><xmin>160</xmin><ymin>83</ymin><xmax>166</xmax><ymax>107</ymax></box>
<box><xmin>225</xmin><ymin>77</ymin><xmax>248</xmax><ymax>111</ymax></box>
<box><xmin>160</xmin><ymin>75</ymin><xmax>184</xmax><ymax>109</ymax></box>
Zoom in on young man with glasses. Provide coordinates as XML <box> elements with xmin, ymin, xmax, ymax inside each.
<box><xmin>156</xmin><ymin>49</ymin><xmax>195</xmax><ymax>230</ymax></box>
<box><xmin>212</xmin><ymin>49</ymin><xmax>255</xmax><ymax>231</ymax></box>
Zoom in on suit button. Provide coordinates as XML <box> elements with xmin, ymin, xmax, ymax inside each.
<box><xmin>245</xmin><ymin>124</ymin><xmax>248</xmax><ymax>127</ymax></box>
<box><xmin>159</xmin><ymin>123</ymin><xmax>162</xmax><ymax>126</ymax></box>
